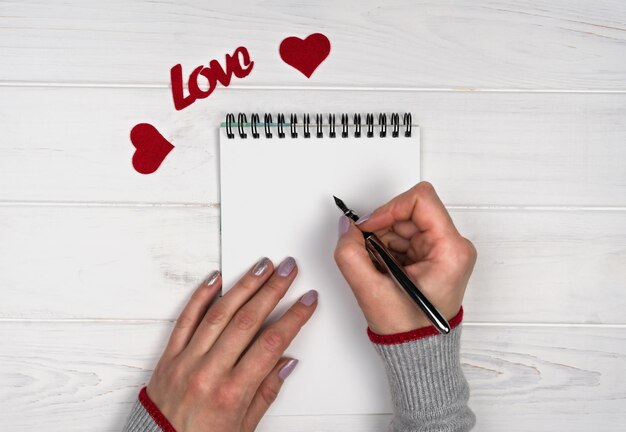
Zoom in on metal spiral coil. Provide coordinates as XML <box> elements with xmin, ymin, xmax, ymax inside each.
<box><xmin>378</xmin><ymin>113</ymin><xmax>387</xmax><ymax>138</ymax></box>
<box><xmin>303</xmin><ymin>114</ymin><xmax>311</xmax><ymax>138</ymax></box>
<box><xmin>391</xmin><ymin>113</ymin><xmax>400</xmax><ymax>138</ymax></box>
<box><xmin>341</xmin><ymin>114</ymin><xmax>349</xmax><ymax>138</ymax></box>
<box><xmin>316</xmin><ymin>114</ymin><xmax>323</xmax><ymax>138</ymax></box>
<box><xmin>354</xmin><ymin>113</ymin><xmax>361</xmax><ymax>138</ymax></box>
<box><xmin>237</xmin><ymin>113</ymin><xmax>247</xmax><ymax>139</ymax></box>
<box><xmin>290</xmin><ymin>114</ymin><xmax>298</xmax><ymax>138</ymax></box>
<box><xmin>277</xmin><ymin>113</ymin><xmax>285</xmax><ymax>138</ymax></box>
<box><xmin>224</xmin><ymin>113</ymin><xmax>413</xmax><ymax>139</ymax></box>
<box><xmin>264</xmin><ymin>113</ymin><xmax>273</xmax><ymax>139</ymax></box>
<box><xmin>366</xmin><ymin>113</ymin><xmax>374</xmax><ymax>138</ymax></box>
<box><xmin>250</xmin><ymin>113</ymin><xmax>260</xmax><ymax>138</ymax></box>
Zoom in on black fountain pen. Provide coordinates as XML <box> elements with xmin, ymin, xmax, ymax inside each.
<box><xmin>334</xmin><ymin>196</ymin><xmax>451</xmax><ymax>334</ymax></box>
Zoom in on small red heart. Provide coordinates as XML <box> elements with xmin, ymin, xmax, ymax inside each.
<box><xmin>130</xmin><ymin>123</ymin><xmax>174</xmax><ymax>175</ymax></box>
<box><xmin>279</xmin><ymin>33</ymin><xmax>331</xmax><ymax>78</ymax></box>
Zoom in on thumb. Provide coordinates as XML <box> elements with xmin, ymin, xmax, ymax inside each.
<box><xmin>334</xmin><ymin>215</ymin><xmax>385</xmax><ymax>294</ymax></box>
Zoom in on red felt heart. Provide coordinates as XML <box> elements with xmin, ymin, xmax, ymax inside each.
<box><xmin>130</xmin><ymin>123</ymin><xmax>174</xmax><ymax>175</ymax></box>
<box><xmin>279</xmin><ymin>33</ymin><xmax>331</xmax><ymax>78</ymax></box>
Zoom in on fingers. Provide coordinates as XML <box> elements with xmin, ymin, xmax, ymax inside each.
<box><xmin>357</xmin><ymin>181</ymin><xmax>458</xmax><ymax>238</ymax></box>
<box><xmin>391</xmin><ymin>220</ymin><xmax>420</xmax><ymax>239</ymax></box>
<box><xmin>233</xmin><ymin>290</ymin><xmax>318</xmax><ymax>389</ymax></box>
<box><xmin>379</xmin><ymin>231</ymin><xmax>410</xmax><ymax>253</ymax></box>
<box><xmin>379</xmin><ymin>229</ymin><xmax>431</xmax><ymax>265</ymax></box>
<box><xmin>376</xmin><ymin>223</ymin><xmax>432</xmax><ymax>265</ymax></box>
<box><xmin>184</xmin><ymin>257</ymin><xmax>274</xmax><ymax>357</ymax></box>
<box><xmin>207</xmin><ymin>257</ymin><xmax>298</xmax><ymax>369</ymax></box>
<box><xmin>334</xmin><ymin>217</ymin><xmax>388</xmax><ymax>295</ymax></box>
<box><xmin>163</xmin><ymin>271</ymin><xmax>222</xmax><ymax>359</ymax></box>
<box><xmin>241</xmin><ymin>358</ymin><xmax>298</xmax><ymax>432</ymax></box>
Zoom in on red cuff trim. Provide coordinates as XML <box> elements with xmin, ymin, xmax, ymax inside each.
<box><xmin>367</xmin><ymin>306</ymin><xmax>464</xmax><ymax>345</ymax></box>
<box><xmin>139</xmin><ymin>387</ymin><xmax>177</xmax><ymax>432</ymax></box>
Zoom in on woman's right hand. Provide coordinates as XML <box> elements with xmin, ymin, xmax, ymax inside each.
<box><xmin>334</xmin><ymin>182</ymin><xmax>476</xmax><ymax>334</ymax></box>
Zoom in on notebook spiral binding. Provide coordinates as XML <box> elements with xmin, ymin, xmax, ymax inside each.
<box><xmin>224</xmin><ymin>112</ymin><xmax>412</xmax><ymax>139</ymax></box>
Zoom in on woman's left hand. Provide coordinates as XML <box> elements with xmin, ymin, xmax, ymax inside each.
<box><xmin>146</xmin><ymin>256</ymin><xmax>318</xmax><ymax>432</ymax></box>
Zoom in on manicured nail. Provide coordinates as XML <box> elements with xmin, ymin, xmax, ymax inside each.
<box><xmin>253</xmin><ymin>257</ymin><xmax>271</xmax><ymax>276</ymax></box>
<box><xmin>204</xmin><ymin>270</ymin><xmax>220</xmax><ymax>286</ymax></box>
<box><xmin>355</xmin><ymin>212</ymin><xmax>372</xmax><ymax>225</ymax></box>
<box><xmin>299</xmin><ymin>289</ymin><xmax>318</xmax><ymax>306</ymax></box>
<box><xmin>338</xmin><ymin>215</ymin><xmax>350</xmax><ymax>236</ymax></box>
<box><xmin>277</xmin><ymin>256</ymin><xmax>296</xmax><ymax>277</ymax></box>
<box><xmin>278</xmin><ymin>359</ymin><xmax>299</xmax><ymax>380</ymax></box>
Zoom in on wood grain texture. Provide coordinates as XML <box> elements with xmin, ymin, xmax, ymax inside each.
<box><xmin>1</xmin><ymin>0</ymin><xmax>625</xmax><ymax>89</ymax></box>
<box><xmin>1</xmin><ymin>206</ymin><xmax>624</xmax><ymax>323</ymax></box>
<box><xmin>463</xmin><ymin>325</ymin><xmax>626</xmax><ymax>431</ymax></box>
<box><xmin>0</xmin><ymin>206</ymin><xmax>219</xmax><ymax>319</ymax></box>
<box><xmin>1</xmin><ymin>322</ymin><xmax>624</xmax><ymax>431</ymax></box>
<box><xmin>1</xmin><ymin>87</ymin><xmax>626</xmax><ymax>206</ymax></box>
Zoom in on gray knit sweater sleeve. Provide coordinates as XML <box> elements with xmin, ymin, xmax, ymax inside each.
<box><xmin>122</xmin><ymin>388</ymin><xmax>172</xmax><ymax>432</ymax></box>
<box><xmin>369</xmin><ymin>318</ymin><xmax>475</xmax><ymax>431</ymax></box>
<box><xmin>122</xmin><ymin>399</ymin><xmax>161</xmax><ymax>432</ymax></box>
<box><xmin>123</xmin><ymin>313</ymin><xmax>474</xmax><ymax>432</ymax></box>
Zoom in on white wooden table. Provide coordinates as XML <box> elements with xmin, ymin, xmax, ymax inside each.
<box><xmin>1</xmin><ymin>1</ymin><xmax>625</xmax><ymax>430</ymax></box>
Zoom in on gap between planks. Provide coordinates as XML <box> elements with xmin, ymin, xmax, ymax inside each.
<box><xmin>1</xmin><ymin>81</ymin><xmax>626</xmax><ymax>93</ymax></box>
<box><xmin>1</xmin><ymin>201</ymin><xmax>626</xmax><ymax>212</ymax></box>
<box><xmin>0</xmin><ymin>318</ymin><xmax>623</xmax><ymax>328</ymax></box>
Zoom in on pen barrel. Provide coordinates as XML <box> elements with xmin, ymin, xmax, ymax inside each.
<box><xmin>365</xmin><ymin>234</ymin><xmax>451</xmax><ymax>334</ymax></box>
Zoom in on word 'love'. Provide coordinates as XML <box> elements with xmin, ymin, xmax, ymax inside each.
<box><xmin>170</xmin><ymin>46</ymin><xmax>253</xmax><ymax>111</ymax></box>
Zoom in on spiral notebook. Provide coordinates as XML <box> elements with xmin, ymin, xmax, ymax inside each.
<box><xmin>219</xmin><ymin>113</ymin><xmax>420</xmax><ymax>416</ymax></box>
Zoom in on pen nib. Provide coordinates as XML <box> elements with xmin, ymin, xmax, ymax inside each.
<box><xmin>333</xmin><ymin>195</ymin><xmax>349</xmax><ymax>213</ymax></box>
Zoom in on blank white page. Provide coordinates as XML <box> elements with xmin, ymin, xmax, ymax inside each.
<box><xmin>219</xmin><ymin>122</ymin><xmax>420</xmax><ymax>415</ymax></box>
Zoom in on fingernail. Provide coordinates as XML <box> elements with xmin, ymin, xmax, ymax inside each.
<box><xmin>278</xmin><ymin>358</ymin><xmax>299</xmax><ymax>380</ymax></box>
<box><xmin>299</xmin><ymin>289</ymin><xmax>318</xmax><ymax>306</ymax></box>
<box><xmin>253</xmin><ymin>257</ymin><xmax>271</xmax><ymax>276</ymax></box>
<box><xmin>355</xmin><ymin>212</ymin><xmax>372</xmax><ymax>225</ymax></box>
<box><xmin>338</xmin><ymin>215</ymin><xmax>350</xmax><ymax>236</ymax></box>
<box><xmin>204</xmin><ymin>270</ymin><xmax>220</xmax><ymax>286</ymax></box>
<box><xmin>277</xmin><ymin>256</ymin><xmax>296</xmax><ymax>277</ymax></box>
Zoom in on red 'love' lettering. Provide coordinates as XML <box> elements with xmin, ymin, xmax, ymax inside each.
<box><xmin>170</xmin><ymin>46</ymin><xmax>254</xmax><ymax>111</ymax></box>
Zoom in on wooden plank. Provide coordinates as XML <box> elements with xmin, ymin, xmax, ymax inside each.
<box><xmin>0</xmin><ymin>322</ymin><xmax>624</xmax><ymax>431</ymax></box>
<box><xmin>1</xmin><ymin>1</ymin><xmax>625</xmax><ymax>90</ymax></box>
<box><xmin>1</xmin><ymin>88</ymin><xmax>626</xmax><ymax>206</ymax></box>
<box><xmin>463</xmin><ymin>325</ymin><xmax>626</xmax><ymax>431</ymax></box>
<box><xmin>0</xmin><ymin>206</ymin><xmax>219</xmax><ymax>319</ymax></box>
<box><xmin>456</xmin><ymin>209</ymin><xmax>626</xmax><ymax>324</ymax></box>
<box><xmin>0</xmin><ymin>206</ymin><xmax>624</xmax><ymax>323</ymax></box>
